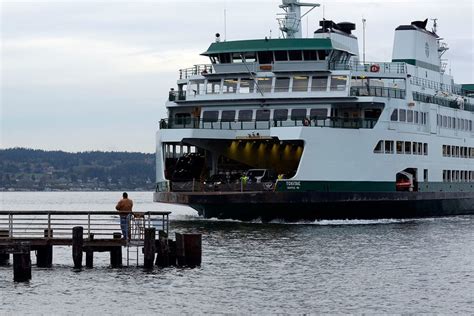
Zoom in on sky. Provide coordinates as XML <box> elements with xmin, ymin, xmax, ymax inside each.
<box><xmin>1</xmin><ymin>0</ymin><xmax>473</xmax><ymax>153</ymax></box>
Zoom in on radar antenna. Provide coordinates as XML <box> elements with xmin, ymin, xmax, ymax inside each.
<box><xmin>277</xmin><ymin>0</ymin><xmax>320</xmax><ymax>38</ymax></box>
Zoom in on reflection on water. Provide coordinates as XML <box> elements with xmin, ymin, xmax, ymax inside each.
<box><xmin>1</xmin><ymin>192</ymin><xmax>473</xmax><ymax>313</ymax></box>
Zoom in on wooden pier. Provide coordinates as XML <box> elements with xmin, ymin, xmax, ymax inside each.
<box><xmin>0</xmin><ymin>211</ymin><xmax>202</xmax><ymax>282</ymax></box>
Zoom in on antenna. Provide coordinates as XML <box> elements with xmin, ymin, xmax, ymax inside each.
<box><xmin>362</xmin><ymin>17</ymin><xmax>367</xmax><ymax>64</ymax></box>
<box><xmin>224</xmin><ymin>9</ymin><xmax>227</xmax><ymax>41</ymax></box>
<box><xmin>277</xmin><ymin>0</ymin><xmax>320</xmax><ymax>38</ymax></box>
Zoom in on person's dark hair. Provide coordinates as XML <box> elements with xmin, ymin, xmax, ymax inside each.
<box><xmin>122</xmin><ymin>192</ymin><xmax>128</xmax><ymax>198</ymax></box>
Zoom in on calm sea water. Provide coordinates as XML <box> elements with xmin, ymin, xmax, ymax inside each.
<box><xmin>1</xmin><ymin>191</ymin><xmax>473</xmax><ymax>314</ymax></box>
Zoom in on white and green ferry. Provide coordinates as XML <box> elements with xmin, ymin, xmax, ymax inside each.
<box><xmin>154</xmin><ymin>0</ymin><xmax>474</xmax><ymax>221</ymax></box>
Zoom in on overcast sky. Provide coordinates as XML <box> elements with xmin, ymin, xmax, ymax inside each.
<box><xmin>1</xmin><ymin>0</ymin><xmax>473</xmax><ymax>153</ymax></box>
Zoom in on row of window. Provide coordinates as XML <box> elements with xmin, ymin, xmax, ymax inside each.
<box><xmin>201</xmin><ymin>108</ymin><xmax>329</xmax><ymax>122</ymax></box>
<box><xmin>210</xmin><ymin>50</ymin><xmax>332</xmax><ymax>64</ymax></box>
<box><xmin>442</xmin><ymin>145</ymin><xmax>474</xmax><ymax>158</ymax></box>
<box><xmin>390</xmin><ymin>109</ymin><xmax>428</xmax><ymax>125</ymax></box>
<box><xmin>437</xmin><ymin>114</ymin><xmax>473</xmax><ymax>131</ymax></box>
<box><xmin>187</xmin><ymin>75</ymin><xmax>348</xmax><ymax>95</ymax></box>
<box><xmin>374</xmin><ymin>140</ymin><xmax>428</xmax><ymax>155</ymax></box>
<box><xmin>442</xmin><ymin>170</ymin><xmax>474</xmax><ymax>182</ymax></box>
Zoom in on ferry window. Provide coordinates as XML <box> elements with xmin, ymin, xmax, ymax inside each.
<box><xmin>310</xmin><ymin>109</ymin><xmax>328</xmax><ymax>119</ymax></box>
<box><xmin>174</xmin><ymin>113</ymin><xmax>191</xmax><ymax>125</ymax></box>
<box><xmin>471</xmin><ymin>148</ymin><xmax>474</xmax><ymax>158</ymax></box>
<box><xmin>448</xmin><ymin>117</ymin><xmax>452</xmax><ymax>128</ymax></box>
<box><xmin>399</xmin><ymin>109</ymin><xmax>406</xmax><ymax>122</ymax></box>
<box><xmin>415</xmin><ymin>111</ymin><xmax>419</xmax><ymax>124</ymax></box>
<box><xmin>412</xmin><ymin>142</ymin><xmax>418</xmax><ymax>154</ymax></box>
<box><xmin>256</xmin><ymin>77</ymin><xmax>272</xmax><ymax>93</ymax></box>
<box><xmin>293</xmin><ymin>76</ymin><xmax>309</xmax><ymax>92</ymax></box>
<box><xmin>447</xmin><ymin>170</ymin><xmax>451</xmax><ymax>182</ymax></box>
<box><xmin>311</xmin><ymin>77</ymin><xmax>328</xmax><ymax>92</ymax></box>
<box><xmin>404</xmin><ymin>142</ymin><xmax>411</xmax><ymax>154</ymax></box>
<box><xmin>221</xmin><ymin>110</ymin><xmax>236</xmax><ymax>122</ymax></box>
<box><xmin>470</xmin><ymin>120</ymin><xmax>473</xmax><ymax>131</ymax></box>
<box><xmin>423</xmin><ymin>113</ymin><xmax>427</xmax><ymax>125</ymax></box>
<box><xmin>303</xmin><ymin>50</ymin><xmax>317</xmax><ymax>61</ymax></box>
<box><xmin>407</xmin><ymin>110</ymin><xmax>414</xmax><ymax>123</ymax></box>
<box><xmin>447</xmin><ymin>145</ymin><xmax>451</xmax><ymax>156</ymax></box>
<box><xmin>424</xmin><ymin>143</ymin><xmax>428</xmax><ymax>155</ymax></box>
<box><xmin>424</xmin><ymin>169</ymin><xmax>428</xmax><ymax>182</ymax></box>
<box><xmin>231</xmin><ymin>53</ymin><xmax>243</xmax><ymax>63</ymax></box>
<box><xmin>374</xmin><ymin>140</ymin><xmax>383</xmax><ymax>153</ymax></box>
<box><xmin>443</xmin><ymin>145</ymin><xmax>447</xmax><ymax>156</ymax></box>
<box><xmin>291</xmin><ymin>109</ymin><xmax>307</xmax><ymax>121</ymax></box>
<box><xmin>223</xmin><ymin>78</ymin><xmax>238</xmax><ymax>93</ymax></box>
<box><xmin>258</xmin><ymin>51</ymin><xmax>273</xmax><ymax>64</ymax></box>
<box><xmin>443</xmin><ymin>170</ymin><xmax>447</xmax><ymax>182</ymax></box>
<box><xmin>330</xmin><ymin>76</ymin><xmax>347</xmax><ymax>91</ymax></box>
<box><xmin>190</xmin><ymin>79</ymin><xmax>205</xmax><ymax>95</ymax></box>
<box><xmin>275</xmin><ymin>77</ymin><xmax>290</xmax><ymax>92</ymax></box>
<box><xmin>457</xmin><ymin>118</ymin><xmax>461</xmax><ymax>130</ymax></box>
<box><xmin>202</xmin><ymin>111</ymin><xmax>219</xmax><ymax>122</ymax></box>
<box><xmin>274</xmin><ymin>109</ymin><xmax>288</xmax><ymax>121</ymax></box>
<box><xmin>218</xmin><ymin>53</ymin><xmax>231</xmax><ymax>64</ymax></box>
<box><xmin>317</xmin><ymin>50</ymin><xmax>328</xmax><ymax>60</ymax></box>
<box><xmin>390</xmin><ymin>109</ymin><xmax>398</xmax><ymax>121</ymax></box>
<box><xmin>288</xmin><ymin>50</ymin><xmax>303</xmax><ymax>61</ymax></box>
<box><xmin>238</xmin><ymin>110</ymin><xmax>253</xmax><ymax>122</ymax></box>
<box><xmin>256</xmin><ymin>109</ymin><xmax>270</xmax><ymax>121</ymax></box>
<box><xmin>274</xmin><ymin>50</ymin><xmax>288</xmax><ymax>61</ymax></box>
<box><xmin>396</xmin><ymin>141</ymin><xmax>403</xmax><ymax>154</ymax></box>
<box><xmin>240</xmin><ymin>78</ymin><xmax>255</xmax><ymax>94</ymax></box>
<box><xmin>242</xmin><ymin>52</ymin><xmax>257</xmax><ymax>63</ymax></box>
<box><xmin>443</xmin><ymin>116</ymin><xmax>447</xmax><ymax>127</ymax></box>
<box><xmin>384</xmin><ymin>140</ymin><xmax>394</xmax><ymax>154</ymax></box>
<box><xmin>206</xmin><ymin>79</ymin><xmax>221</xmax><ymax>94</ymax></box>
<box><xmin>452</xmin><ymin>117</ymin><xmax>456</xmax><ymax>129</ymax></box>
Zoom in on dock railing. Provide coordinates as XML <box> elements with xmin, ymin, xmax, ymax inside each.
<box><xmin>0</xmin><ymin>211</ymin><xmax>170</xmax><ymax>240</ymax></box>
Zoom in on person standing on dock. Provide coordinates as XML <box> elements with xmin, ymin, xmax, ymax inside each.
<box><xmin>115</xmin><ymin>192</ymin><xmax>133</xmax><ymax>240</ymax></box>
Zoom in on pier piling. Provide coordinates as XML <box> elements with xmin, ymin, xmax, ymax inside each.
<box><xmin>13</xmin><ymin>243</ymin><xmax>31</xmax><ymax>282</ymax></box>
<box><xmin>36</xmin><ymin>229</ymin><xmax>53</xmax><ymax>268</ymax></box>
<box><xmin>72</xmin><ymin>226</ymin><xmax>83</xmax><ymax>269</ymax></box>
<box><xmin>155</xmin><ymin>230</ymin><xmax>169</xmax><ymax>267</ymax></box>
<box><xmin>110</xmin><ymin>232</ymin><xmax>122</xmax><ymax>268</ymax></box>
<box><xmin>144</xmin><ymin>228</ymin><xmax>156</xmax><ymax>270</ymax></box>
<box><xmin>176</xmin><ymin>233</ymin><xmax>202</xmax><ymax>267</ymax></box>
<box><xmin>0</xmin><ymin>230</ymin><xmax>9</xmax><ymax>265</ymax></box>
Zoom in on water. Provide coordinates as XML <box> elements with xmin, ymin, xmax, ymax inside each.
<box><xmin>1</xmin><ymin>192</ymin><xmax>473</xmax><ymax>313</ymax></box>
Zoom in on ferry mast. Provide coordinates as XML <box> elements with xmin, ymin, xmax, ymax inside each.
<box><xmin>278</xmin><ymin>0</ymin><xmax>320</xmax><ymax>38</ymax></box>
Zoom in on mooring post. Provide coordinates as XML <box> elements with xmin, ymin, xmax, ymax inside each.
<box><xmin>155</xmin><ymin>230</ymin><xmax>169</xmax><ymax>268</ymax></box>
<box><xmin>37</xmin><ymin>229</ymin><xmax>53</xmax><ymax>268</ymax></box>
<box><xmin>72</xmin><ymin>226</ymin><xmax>83</xmax><ymax>269</ymax></box>
<box><xmin>86</xmin><ymin>234</ymin><xmax>94</xmax><ymax>269</ymax></box>
<box><xmin>168</xmin><ymin>239</ymin><xmax>177</xmax><ymax>266</ymax></box>
<box><xmin>144</xmin><ymin>228</ymin><xmax>156</xmax><ymax>270</ymax></box>
<box><xmin>176</xmin><ymin>233</ymin><xmax>202</xmax><ymax>267</ymax></box>
<box><xmin>13</xmin><ymin>243</ymin><xmax>31</xmax><ymax>282</ymax></box>
<box><xmin>0</xmin><ymin>230</ymin><xmax>9</xmax><ymax>266</ymax></box>
<box><xmin>110</xmin><ymin>232</ymin><xmax>122</xmax><ymax>268</ymax></box>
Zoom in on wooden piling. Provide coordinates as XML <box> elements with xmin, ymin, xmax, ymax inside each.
<box><xmin>176</xmin><ymin>233</ymin><xmax>202</xmax><ymax>267</ymax></box>
<box><xmin>110</xmin><ymin>232</ymin><xmax>122</xmax><ymax>268</ymax></box>
<box><xmin>168</xmin><ymin>239</ymin><xmax>177</xmax><ymax>266</ymax></box>
<box><xmin>86</xmin><ymin>233</ymin><xmax>94</xmax><ymax>269</ymax></box>
<box><xmin>37</xmin><ymin>229</ymin><xmax>53</xmax><ymax>268</ymax></box>
<box><xmin>155</xmin><ymin>230</ymin><xmax>169</xmax><ymax>268</ymax></box>
<box><xmin>144</xmin><ymin>228</ymin><xmax>156</xmax><ymax>270</ymax></box>
<box><xmin>13</xmin><ymin>243</ymin><xmax>31</xmax><ymax>282</ymax></box>
<box><xmin>0</xmin><ymin>230</ymin><xmax>9</xmax><ymax>265</ymax></box>
<box><xmin>72</xmin><ymin>226</ymin><xmax>83</xmax><ymax>269</ymax></box>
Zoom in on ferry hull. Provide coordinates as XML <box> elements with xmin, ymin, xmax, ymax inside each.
<box><xmin>154</xmin><ymin>191</ymin><xmax>474</xmax><ymax>221</ymax></box>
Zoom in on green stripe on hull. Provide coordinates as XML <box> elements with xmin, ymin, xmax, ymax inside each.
<box><xmin>276</xmin><ymin>181</ymin><xmax>474</xmax><ymax>193</ymax></box>
<box><xmin>275</xmin><ymin>181</ymin><xmax>396</xmax><ymax>192</ymax></box>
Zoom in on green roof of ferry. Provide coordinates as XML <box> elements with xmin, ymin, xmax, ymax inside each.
<box><xmin>462</xmin><ymin>84</ymin><xmax>474</xmax><ymax>92</ymax></box>
<box><xmin>202</xmin><ymin>38</ymin><xmax>333</xmax><ymax>55</ymax></box>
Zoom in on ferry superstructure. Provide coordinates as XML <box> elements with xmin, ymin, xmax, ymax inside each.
<box><xmin>154</xmin><ymin>0</ymin><xmax>474</xmax><ymax>221</ymax></box>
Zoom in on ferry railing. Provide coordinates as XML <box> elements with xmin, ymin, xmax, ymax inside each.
<box><xmin>179</xmin><ymin>64</ymin><xmax>214</xmax><ymax>79</ymax></box>
<box><xmin>170</xmin><ymin>181</ymin><xmax>275</xmax><ymax>193</ymax></box>
<box><xmin>413</xmin><ymin>92</ymin><xmax>473</xmax><ymax>111</ymax></box>
<box><xmin>0</xmin><ymin>211</ymin><xmax>170</xmax><ymax>240</ymax></box>
<box><xmin>351</xmin><ymin>86</ymin><xmax>406</xmax><ymax>99</ymax></box>
<box><xmin>159</xmin><ymin>117</ymin><xmax>378</xmax><ymax>130</ymax></box>
<box><xmin>330</xmin><ymin>61</ymin><xmax>407</xmax><ymax>74</ymax></box>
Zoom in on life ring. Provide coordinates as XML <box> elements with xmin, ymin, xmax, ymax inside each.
<box><xmin>370</xmin><ymin>64</ymin><xmax>380</xmax><ymax>72</ymax></box>
<box><xmin>303</xmin><ymin>118</ymin><xmax>310</xmax><ymax>126</ymax></box>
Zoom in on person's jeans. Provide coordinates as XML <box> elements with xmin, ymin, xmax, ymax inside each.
<box><xmin>120</xmin><ymin>214</ymin><xmax>131</xmax><ymax>239</ymax></box>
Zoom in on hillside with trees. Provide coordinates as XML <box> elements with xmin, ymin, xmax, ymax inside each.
<box><xmin>0</xmin><ymin>148</ymin><xmax>155</xmax><ymax>191</ymax></box>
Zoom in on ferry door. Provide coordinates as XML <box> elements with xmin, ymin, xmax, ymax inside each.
<box><xmin>429</xmin><ymin>108</ymin><xmax>437</xmax><ymax>134</ymax></box>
